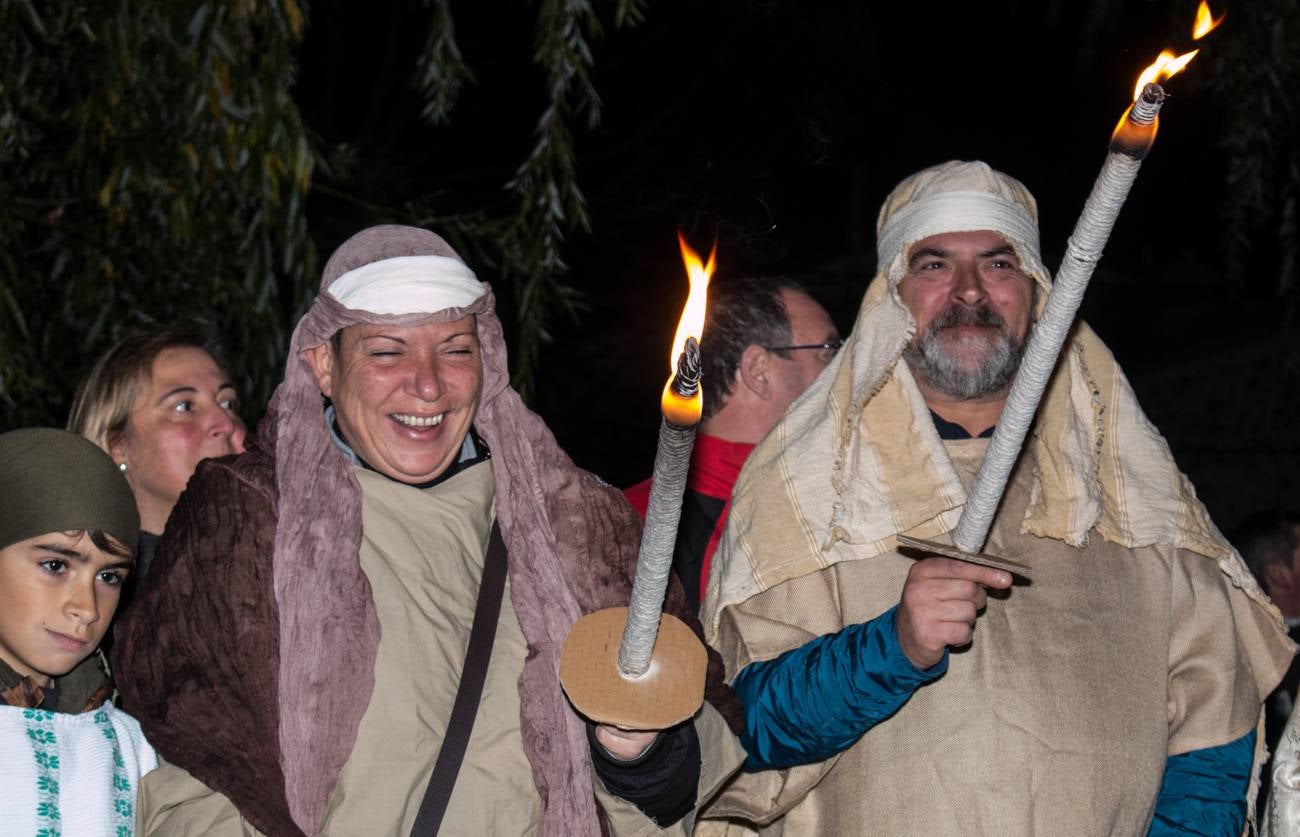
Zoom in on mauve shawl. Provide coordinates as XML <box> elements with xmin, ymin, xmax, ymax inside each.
<box><xmin>113</xmin><ymin>226</ymin><xmax>738</xmax><ymax>836</ymax></box>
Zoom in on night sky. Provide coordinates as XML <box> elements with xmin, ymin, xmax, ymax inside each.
<box><xmin>294</xmin><ymin>1</ymin><xmax>1297</xmax><ymax>529</ymax></box>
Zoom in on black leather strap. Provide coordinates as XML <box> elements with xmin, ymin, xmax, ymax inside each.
<box><xmin>410</xmin><ymin>521</ymin><xmax>509</xmax><ymax>836</ymax></box>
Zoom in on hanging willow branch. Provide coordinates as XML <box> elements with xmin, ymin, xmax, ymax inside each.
<box><xmin>411</xmin><ymin>0</ymin><xmax>475</xmax><ymax>126</ymax></box>
<box><xmin>0</xmin><ymin>0</ymin><xmax>316</xmax><ymax>428</ymax></box>
<box><xmin>1</xmin><ymin>0</ymin><xmax>644</xmax><ymax>427</ymax></box>
<box><xmin>498</xmin><ymin>0</ymin><xmax>605</xmax><ymax>399</ymax></box>
<box><xmin>409</xmin><ymin>0</ymin><xmax>640</xmax><ymax>400</ymax></box>
<box><xmin>1064</xmin><ymin>0</ymin><xmax>1300</xmax><ymax>312</ymax></box>
<box><xmin>1200</xmin><ymin>2</ymin><xmax>1300</xmax><ymax>301</ymax></box>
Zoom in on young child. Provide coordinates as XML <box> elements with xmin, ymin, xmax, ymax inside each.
<box><xmin>0</xmin><ymin>427</ymin><xmax>157</xmax><ymax>836</ymax></box>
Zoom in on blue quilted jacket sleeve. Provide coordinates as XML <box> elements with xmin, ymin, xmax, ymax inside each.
<box><xmin>733</xmin><ymin>605</ymin><xmax>945</xmax><ymax>770</ymax></box>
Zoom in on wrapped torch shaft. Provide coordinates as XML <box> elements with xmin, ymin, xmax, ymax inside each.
<box><xmin>618</xmin><ymin>338</ymin><xmax>703</xmax><ymax>677</ymax></box>
<box><xmin>950</xmin><ymin>83</ymin><xmax>1168</xmax><ymax>555</ymax></box>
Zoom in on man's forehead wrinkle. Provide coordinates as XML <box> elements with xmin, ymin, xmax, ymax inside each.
<box><xmin>908</xmin><ymin>247</ymin><xmax>951</xmax><ymax>264</ymax></box>
<box><xmin>906</xmin><ymin>241</ymin><xmax>1018</xmax><ymax>267</ymax></box>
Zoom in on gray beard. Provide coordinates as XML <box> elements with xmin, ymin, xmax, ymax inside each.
<box><xmin>903</xmin><ymin>305</ymin><xmax>1025</xmax><ymax>400</ymax></box>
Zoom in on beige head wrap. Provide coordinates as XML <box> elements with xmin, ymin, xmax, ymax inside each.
<box><xmin>875</xmin><ymin>160</ymin><xmax>1043</xmax><ymax>279</ymax></box>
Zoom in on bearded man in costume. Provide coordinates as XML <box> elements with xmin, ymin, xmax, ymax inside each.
<box><xmin>113</xmin><ymin>225</ymin><xmax>745</xmax><ymax>836</ymax></box>
<box><xmin>698</xmin><ymin>161</ymin><xmax>1294</xmax><ymax>835</ymax></box>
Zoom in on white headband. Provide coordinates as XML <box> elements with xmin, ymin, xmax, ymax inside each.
<box><xmin>326</xmin><ymin>255</ymin><xmax>486</xmax><ymax>315</ymax></box>
<box><xmin>877</xmin><ymin>190</ymin><xmax>1041</xmax><ymax>273</ymax></box>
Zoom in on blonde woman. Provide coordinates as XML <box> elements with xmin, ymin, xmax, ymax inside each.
<box><xmin>68</xmin><ymin>326</ymin><xmax>246</xmax><ymax>576</ymax></box>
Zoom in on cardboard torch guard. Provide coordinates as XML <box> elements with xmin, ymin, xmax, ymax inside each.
<box><xmin>560</xmin><ymin>607</ymin><xmax>707</xmax><ymax>730</ymax></box>
<box><xmin>895</xmin><ymin>534</ymin><xmax>1034</xmax><ymax>578</ymax></box>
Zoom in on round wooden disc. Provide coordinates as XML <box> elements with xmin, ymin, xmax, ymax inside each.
<box><xmin>559</xmin><ymin>607</ymin><xmax>707</xmax><ymax>730</ymax></box>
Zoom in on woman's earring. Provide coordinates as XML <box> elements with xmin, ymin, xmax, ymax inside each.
<box><xmin>118</xmin><ymin>462</ymin><xmax>128</xmax><ymax>473</ymax></box>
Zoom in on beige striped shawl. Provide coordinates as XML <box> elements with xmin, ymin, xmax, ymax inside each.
<box><xmin>702</xmin><ymin>161</ymin><xmax>1279</xmax><ymax>644</ymax></box>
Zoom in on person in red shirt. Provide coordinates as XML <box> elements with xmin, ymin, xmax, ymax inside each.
<box><xmin>626</xmin><ymin>276</ymin><xmax>839</xmax><ymax>610</ymax></box>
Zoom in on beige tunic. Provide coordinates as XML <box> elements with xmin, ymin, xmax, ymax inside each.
<box><xmin>138</xmin><ymin>461</ymin><xmax>743</xmax><ymax>835</ymax></box>
<box><xmin>324</xmin><ymin>463</ymin><xmax>536</xmax><ymax>834</ymax></box>
<box><xmin>703</xmin><ymin>439</ymin><xmax>1282</xmax><ymax>836</ymax></box>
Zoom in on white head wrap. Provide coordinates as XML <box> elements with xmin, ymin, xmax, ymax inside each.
<box><xmin>325</xmin><ymin>254</ymin><xmax>486</xmax><ymax>315</ymax></box>
<box><xmin>876</xmin><ymin>160</ymin><xmax>1050</xmax><ymax>299</ymax></box>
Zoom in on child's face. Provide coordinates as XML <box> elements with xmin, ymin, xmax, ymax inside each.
<box><xmin>0</xmin><ymin>531</ymin><xmax>133</xmax><ymax>687</ymax></box>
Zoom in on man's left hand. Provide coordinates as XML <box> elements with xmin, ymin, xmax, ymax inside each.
<box><xmin>594</xmin><ymin>725</ymin><xmax>659</xmax><ymax>760</ymax></box>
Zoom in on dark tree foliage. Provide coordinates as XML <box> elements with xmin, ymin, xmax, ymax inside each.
<box><xmin>1066</xmin><ymin>0</ymin><xmax>1300</xmax><ymax>350</ymax></box>
<box><xmin>0</xmin><ymin>0</ymin><xmax>315</xmax><ymax>429</ymax></box>
<box><xmin>1199</xmin><ymin>2</ymin><xmax>1300</xmax><ymax>310</ymax></box>
<box><xmin>406</xmin><ymin>0</ymin><xmax>646</xmax><ymax>399</ymax></box>
<box><xmin>0</xmin><ymin>0</ymin><xmax>644</xmax><ymax>429</ymax></box>
<box><xmin>1</xmin><ymin>0</ymin><xmax>1293</xmax><ymax>437</ymax></box>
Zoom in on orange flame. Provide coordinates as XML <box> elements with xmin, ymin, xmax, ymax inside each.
<box><xmin>660</xmin><ymin>232</ymin><xmax>715</xmax><ymax>424</ymax></box>
<box><xmin>1132</xmin><ymin>48</ymin><xmax>1199</xmax><ymax>100</ymax></box>
<box><xmin>668</xmin><ymin>232</ymin><xmax>715</xmax><ymax>372</ymax></box>
<box><xmin>1192</xmin><ymin>1</ymin><xmax>1224</xmax><ymax>40</ymax></box>
<box><xmin>1129</xmin><ymin>2</ymin><xmax>1224</xmax><ymax>100</ymax></box>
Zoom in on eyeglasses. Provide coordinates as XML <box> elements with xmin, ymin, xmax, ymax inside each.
<box><xmin>766</xmin><ymin>338</ymin><xmax>844</xmax><ymax>358</ymax></box>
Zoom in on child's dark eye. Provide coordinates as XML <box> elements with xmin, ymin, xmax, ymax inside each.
<box><xmin>39</xmin><ymin>560</ymin><xmax>67</xmax><ymax>575</ymax></box>
<box><xmin>98</xmin><ymin>570</ymin><xmax>127</xmax><ymax>587</ymax></box>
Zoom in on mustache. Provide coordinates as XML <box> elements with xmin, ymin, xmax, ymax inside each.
<box><xmin>927</xmin><ymin>304</ymin><xmax>1009</xmax><ymax>333</ymax></box>
<box><xmin>904</xmin><ymin>303</ymin><xmax>1024</xmax><ymax>400</ymax></box>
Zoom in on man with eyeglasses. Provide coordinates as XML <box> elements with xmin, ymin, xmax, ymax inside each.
<box><xmin>626</xmin><ymin>276</ymin><xmax>840</xmax><ymax>611</ymax></box>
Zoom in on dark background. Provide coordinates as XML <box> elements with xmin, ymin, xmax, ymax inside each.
<box><xmin>295</xmin><ymin>1</ymin><xmax>1297</xmax><ymax>531</ymax></box>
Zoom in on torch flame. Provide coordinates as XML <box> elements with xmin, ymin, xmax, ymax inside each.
<box><xmin>1192</xmin><ymin>1</ymin><xmax>1224</xmax><ymax>40</ymax></box>
<box><xmin>668</xmin><ymin>232</ymin><xmax>715</xmax><ymax>372</ymax></box>
<box><xmin>1130</xmin><ymin>1</ymin><xmax>1223</xmax><ymax>100</ymax></box>
<box><xmin>660</xmin><ymin>232</ymin><xmax>715</xmax><ymax>425</ymax></box>
<box><xmin>1132</xmin><ymin>49</ymin><xmax>1199</xmax><ymax>100</ymax></box>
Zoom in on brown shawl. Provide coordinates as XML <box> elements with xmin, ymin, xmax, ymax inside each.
<box><xmin>113</xmin><ymin>225</ymin><xmax>738</xmax><ymax>837</ymax></box>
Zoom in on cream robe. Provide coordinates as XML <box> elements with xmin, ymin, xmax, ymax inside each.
<box><xmin>702</xmin><ymin>439</ymin><xmax>1281</xmax><ymax>836</ymax></box>
<box><xmin>138</xmin><ymin>461</ymin><xmax>743</xmax><ymax>836</ymax></box>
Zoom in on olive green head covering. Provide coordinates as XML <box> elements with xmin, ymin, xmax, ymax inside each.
<box><xmin>0</xmin><ymin>428</ymin><xmax>139</xmax><ymax>554</ymax></box>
